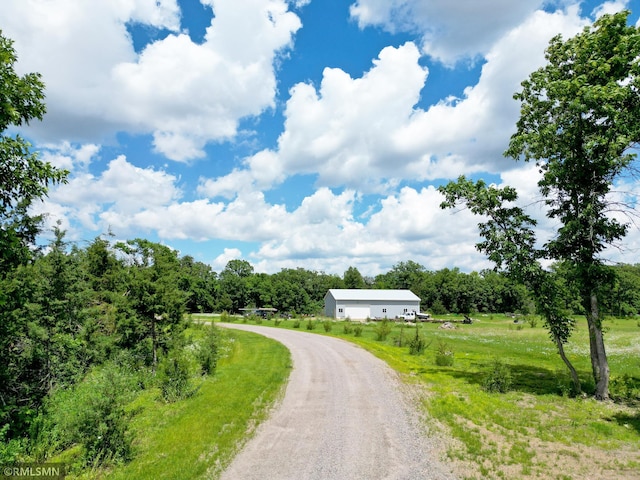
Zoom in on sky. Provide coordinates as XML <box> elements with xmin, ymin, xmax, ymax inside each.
<box><xmin>2</xmin><ymin>0</ymin><xmax>639</xmax><ymax>277</ymax></box>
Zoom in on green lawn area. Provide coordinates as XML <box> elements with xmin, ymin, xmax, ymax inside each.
<box><xmin>220</xmin><ymin>313</ymin><xmax>640</xmax><ymax>480</ymax></box>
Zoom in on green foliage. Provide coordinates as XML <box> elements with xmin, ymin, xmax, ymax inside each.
<box><xmin>105</xmin><ymin>329</ymin><xmax>290</xmax><ymax>480</ymax></box>
<box><xmin>353</xmin><ymin>324</ymin><xmax>363</xmax><ymax>337</ymax></box>
<box><xmin>36</xmin><ymin>363</ymin><xmax>136</xmax><ymax>466</ymax></box>
<box><xmin>293</xmin><ymin>319</ymin><xmax>301</xmax><ymax>328</ymax></box>
<box><xmin>435</xmin><ymin>340</ymin><xmax>454</xmax><ymax>366</ymax></box>
<box><xmin>482</xmin><ymin>359</ymin><xmax>513</xmax><ymax>393</ymax></box>
<box><xmin>323</xmin><ymin>320</ymin><xmax>333</xmax><ymax>332</ymax></box>
<box><xmin>408</xmin><ymin>326</ymin><xmax>430</xmax><ymax>355</ymax></box>
<box><xmin>196</xmin><ymin>323</ymin><xmax>219</xmax><ymax>375</ymax></box>
<box><xmin>342</xmin><ymin>321</ymin><xmax>353</xmax><ymax>334</ymax></box>
<box><xmin>343</xmin><ymin>266</ymin><xmax>366</xmax><ymax>288</ymax></box>
<box><xmin>609</xmin><ymin>374</ymin><xmax>640</xmax><ymax>403</ymax></box>
<box><xmin>116</xmin><ymin>239</ymin><xmax>188</xmax><ymax>367</ymax></box>
<box><xmin>0</xmin><ymin>424</ymin><xmax>26</xmax><ymax>465</ymax></box>
<box><xmin>393</xmin><ymin>324</ymin><xmax>407</xmax><ymax>347</ymax></box>
<box><xmin>438</xmin><ymin>11</ymin><xmax>640</xmax><ymax>401</ymax></box>
<box><xmin>430</xmin><ymin>298</ymin><xmax>448</xmax><ymax>315</ymax></box>
<box><xmin>0</xmin><ymin>32</ymin><xmax>68</xmax><ymax>437</ymax></box>
<box><xmin>305</xmin><ymin>319</ymin><xmax>316</xmax><ymax>330</ymax></box>
<box><xmin>0</xmin><ymin>34</ymin><xmax>67</xmax><ymax>276</ymax></box>
<box><xmin>157</xmin><ymin>350</ymin><xmax>196</xmax><ymax>403</ymax></box>
<box><xmin>374</xmin><ymin>320</ymin><xmax>392</xmax><ymax>341</ymax></box>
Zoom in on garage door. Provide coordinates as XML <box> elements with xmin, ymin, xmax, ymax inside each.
<box><xmin>344</xmin><ymin>306</ymin><xmax>371</xmax><ymax>320</ymax></box>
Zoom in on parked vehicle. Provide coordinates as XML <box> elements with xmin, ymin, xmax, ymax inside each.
<box><xmin>396</xmin><ymin>311</ymin><xmax>431</xmax><ymax>321</ymax></box>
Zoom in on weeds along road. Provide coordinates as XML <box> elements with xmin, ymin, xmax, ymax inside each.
<box><xmin>218</xmin><ymin>323</ymin><xmax>457</xmax><ymax>480</ymax></box>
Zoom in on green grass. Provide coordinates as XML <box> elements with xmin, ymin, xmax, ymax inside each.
<box><xmin>98</xmin><ymin>327</ymin><xmax>290</xmax><ymax>480</ymax></box>
<box><xmin>230</xmin><ymin>313</ymin><xmax>640</xmax><ymax>479</ymax></box>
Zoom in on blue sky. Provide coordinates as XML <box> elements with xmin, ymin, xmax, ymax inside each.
<box><xmin>2</xmin><ymin>0</ymin><xmax>639</xmax><ymax>276</ymax></box>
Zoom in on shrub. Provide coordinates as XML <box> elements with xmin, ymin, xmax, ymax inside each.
<box><xmin>610</xmin><ymin>374</ymin><xmax>640</xmax><ymax>402</ymax></box>
<box><xmin>430</xmin><ymin>299</ymin><xmax>447</xmax><ymax>315</ymax></box>
<box><xmin>374</xmin><ymin>320</ymin><xmax>392</xmax><ymax>341</ymax></box>
<box><xmin>482</xmin><ymin>359</ymin><xmax>513</xmax><ymax>393</ymax></box>
<box><xmin>158</xmin><ymin>350</ymin><xmax>195</xmax><ymax>402</ymax></box>
<box><xmin>323</xmin><ymin>320</ymin><xmax>333</xmax><ymax>332</ymax></box>
<box><xmin>435</xmin><ymin>340</ymin><xmax>454</xmax><ymax>366</ymax></box>
<box><xmin>293</xmin><ymin>319</ymin><xmax>301</xmax><ymax>328</ymax></box>
<box><xmin>409</xmin><ymin>326</ymin><xmax>430</xmax><ymax>355</ymax></box>
<box><xmin>527</xmin><ymin>316</ymin><xmax>539</xmax><ymax>328</ymax></box>
<box><xmin>0</xmin><ymin>424</ymin><xmax>26</xmax><ymax>465</ymax></box>
<box><xmin>353</xmin><ymin>324</ymin><xmax>363</xmax><ymax>337</ymax></box>
<box><xmin>219</xmin><ymin>311</ymin><xmax>233</xmax><ymax>323</ymax></box>
<box><xmin>343</xmin><ymin>322</ymin><xmax>353</xmax><ymax>334</ymax></box>
<box><xmin>306</xmin><ymin>319</ymin><xmax>316</xmax><ymax>330</ymax></box>
<box><xmin>196</xmin><ymin>323</ymin><xmax>219</xmax><ymax>375</ymax></box>
<box><xmin>394</xmin><ymin>325</ymin><xmax>407</xmax><ymax>347</ymax></box>
<box><xmin>35</xmin><ymin>363</ymin><xmax>136</xmax><ymax>466</ymax></box>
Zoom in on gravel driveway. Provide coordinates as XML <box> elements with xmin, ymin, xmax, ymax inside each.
<box><xmin>218</xmin><ymin>323</ymin><xmax>457</xmax><ymax>480</ymax></box>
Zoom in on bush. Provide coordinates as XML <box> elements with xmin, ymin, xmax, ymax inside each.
<box><xmin>374</xmin><ymin>320</ymin><xmax>392</xmax><ymax>341</ymax></box>
<box><xmin>158</xmin><ymin>350</ymin><xmax>195</xmax><ymax>402</ymax></box>
<box><xmin>293</xmin><ymin>319</ymin><xmax>301</xmax><ymax>328</ymax></box>
<box><xmin>353</xmin><ymin>324</ymin><xmax>363</xmax><ymax>337</ymax></box>
<box><xmin>343</xmin><ymin>322</ymin><xmax>353</xmax><ymax>334</ymax></box>
<box><xmin>408</xmin><ymin>326</ymin><xmax>430</xmax><ymax>355</ymax></box>
<box><xmin>196</xmin><ymin>323</ymin><xmax>219</xmax><ymax>375</ymax></box>
<box><xmin>0</xmin><ymin>424</ymin><xmax>26</xmax><ymax>465</ymax></box>
<box><xmin>435</xmin><ymin>340</ymin><xmax>454</xmax><ymax>366</ymax></box>
<box><xmin>323</xmin><ymin>320</ymin><xmax>333</xmax><ymax>332</ymax></box>
<box><xmin>35</xmin><ymin>363</ymin><xmax>137</xmax><ymax>466</ymax></box>
<box><xmin>482</xmin><ymin>359</ymin><xmax>513</xmax><ymax>393</ymax></box>
<box><xmin>394</xmin><ymin>325</ymin><xmax>407</xmax><ymax>347</ymax></box>
<box><xmin>610</xmin><ymin>374</ymin><xmax>640</xmax><ymax>402</ymax></box>
<box><xmin>430</xmin><ymin>299</ymin><xmax>448</xmax><ymax>315</ymax></box>
<box><xmin>306</xmin><ymin>319</ymin><xmax>316</xmax><ymax>330</ymax></box>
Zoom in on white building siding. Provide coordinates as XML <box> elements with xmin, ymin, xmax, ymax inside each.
<box><xmin>324</xmin><ymin>289</ymin><xmax>421</xmax><ymax>320</ymax></box>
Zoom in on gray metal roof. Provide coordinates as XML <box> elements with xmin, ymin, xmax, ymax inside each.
<box><xmin>326</xmin><ymin>289</ymin><xmax>420</xmax><ymax>302</ymax></box>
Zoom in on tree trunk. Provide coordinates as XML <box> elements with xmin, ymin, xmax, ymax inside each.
<box><xmin>585</xmin><ymin>293</ymin><xmax>609</xmax><ymax>400</ymax></box>
<box><xmin>554</xmin><ymin>335</ymin><xmax>582</xmax><ymax>395</ymax></box>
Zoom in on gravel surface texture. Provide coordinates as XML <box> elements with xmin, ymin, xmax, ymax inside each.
<box><xmin>218</xmin><ymin>323</ymin><xmax>457</xmax><ymax>480</ymax></box>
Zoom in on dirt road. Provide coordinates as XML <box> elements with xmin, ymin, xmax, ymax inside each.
<box><xmin>218</xmin><ymin>323</ymin><xmax>456</xmax><ymax>480</ymax></box>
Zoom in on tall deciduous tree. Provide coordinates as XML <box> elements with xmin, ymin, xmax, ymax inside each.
<box><xmin>441</xmin><ymin>12</ymin><xmax>640</xmax><ymax>400</ymax></box>
<box><xmin>0</xmin><ymin>31</ymin><xmax>67</xmax><ymax>436</ymax></box>
<box><xmin>219</xmin><ymin>259</ymin><xmax>254</xmax><ymax>313</ymax></box>
<box><xmin>0</xmin><ymin>33</ymin><xmax>67</xmax><ymax>274</ymax></box>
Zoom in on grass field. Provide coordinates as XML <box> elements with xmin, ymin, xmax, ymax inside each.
<box><xmin>215</xmin><ymin>313</ymin><xmax>640</xmax><ymax>480</ymax></box>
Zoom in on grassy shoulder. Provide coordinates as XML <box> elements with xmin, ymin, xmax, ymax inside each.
<box><xmin>220</xmin><ymin>313</ymin><xmax>640</xmax><ymax>480</ymax></box>
<box><xmin>57</xmin><ymin>326</ymin><xmax>290</xmax><ymax>480</ymax></box>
